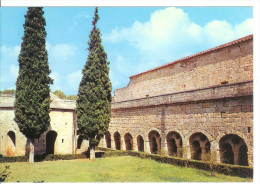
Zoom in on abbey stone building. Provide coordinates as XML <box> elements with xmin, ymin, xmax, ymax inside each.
<box><xmin>0</xmin><ymin>35</ymin><xmax>253</xmax><ymax>166</ymax></box>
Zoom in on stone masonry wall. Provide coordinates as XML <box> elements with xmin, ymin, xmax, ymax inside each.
<box><xmin>114</xmin><ymin>37</ymin><xmax>253</xmax><ymax>102</ymax></box>
<box><xmin>108</xmin><ymin>96</ymin><xmax>253</xmax><ymax>166</ymax></box>
<box><xmin>0</xmin><ymin>108</ymin><xmax>76</xmax><ymax>156</ymax></box>
<box><xmin>105</xmin><ymin>35</ymin><xmax>254</xmax><ymax>166</ymax></box>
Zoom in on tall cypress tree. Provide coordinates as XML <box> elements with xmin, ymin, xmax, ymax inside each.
<box><xmin>14</xmin><ymin>7</ymin><xmax>53</xmax><ymax>163</ymax></box>
<box><xmin>76</xmin><ymin>7</ymin><xmax>112</xmax><ymax>160</ymax></box>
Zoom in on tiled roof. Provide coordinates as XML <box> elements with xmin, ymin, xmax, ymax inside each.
<box><xmin>0</xmin><ymin>93</ymin><xmax>76</xmax><ymax>110</ymax></box>
<box><xmin>130</xmin><ymin>34</ymin><xmax>253</xmax><ymax>78</ymax></box>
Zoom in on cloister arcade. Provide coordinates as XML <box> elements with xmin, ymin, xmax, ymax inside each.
<box><xmin>102</xmin><ymin>130</ymin><xmax>249</xmax><ymax>166</ymax></box>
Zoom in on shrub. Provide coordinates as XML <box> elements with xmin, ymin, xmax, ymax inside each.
<box><xmin>100</xmin><ymin>150</ymin><xmax>253</xmax><ymax>178</ymax></box>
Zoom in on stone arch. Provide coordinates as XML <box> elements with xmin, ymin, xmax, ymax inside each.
<box><xmin>137</xmin><ymin>135</ymin><xmax>144</xmax><ymax>152</ymax></box>
<box><xmin>124</xmin><ymin>133</ymin><xmax>133</xmax><ymax>150</ymax></box>
<box><xmin>219</xmin><ymin>134</ymin><xmax>248</xmax><ymax>166</ymax></box>
<box><xmin>189</xmin><ymin>132</ymin><xmax>210</xmax><ymax>160</ymax></box>
<box><xmin>6</xmin><ymin>131</ymin><xmax>16</xmax><ymax>156</ymax></box>
<box><xmin>148</xmin><ymin>130</ymin><xmax>161</xmax><ymax>154</ymax></box>
<box><xmin>77</xmin><ymin>135</ymin><xmax>84</xmax><ymax>149</ymax></box>
<box><xmin>114</xmin><ymin>131</ymin><xmax>121</xmax><ymax>150</ymax></box>
<box><xmin>46</xmin><ymin>130</ymin><xmax>58</xmax><ymax>155</ymax></box>
<box><xmin>166</xmin><ymin>131</ymin><xmax>183</xmax><ymax>157</ymax></box>
<box><xmin>105</xmin><ymin>132</ymin><xmax>111</xmax><ymax>148</ymax></box>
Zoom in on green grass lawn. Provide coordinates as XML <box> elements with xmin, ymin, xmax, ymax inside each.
<box><xmin>1</xmin><ymin>156</ymin><xmax>252</xmax><ymax>182</ymax></box>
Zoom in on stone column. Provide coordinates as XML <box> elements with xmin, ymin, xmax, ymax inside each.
<box><xmin>111</xmin><ymin>137</ymin><xmax>116</xmax><ymax>150</ymax></box>
<box><xmin>177</xmin><ymin>146</ymin><xmax>182</xmax><ymax>158</ymax></box>
<box><xmin>122</xmin><ymin>137</ymin><xmax>126</xmax><ymax>150</ymax></box>
<box><xmin>233</xmin><ymin>145</ymin><xmax>240</xmax><ymax>165</ymax></box>
<box><xmin>201</xmin><ymin>146</ymin><xmax>206</xmax><ymax>155</ymax></box>
<box><xmin>163</xmin><ymin>139</ymin><xmax>168</xmax><ymax>155</ymax></box>
<box><xmin>133</xmin><ymin>138</ymin><xmax>138</xmax><ymax>151</ymax></box>
<box><xmin>211</xmin><ymin>140</ymin><xmax>220</xmax><ymax>163</ymax></box>
<box><xmin>145</xmin><ymin>140</ymin><xmax>151</xmax><ymax>153</ymax></box>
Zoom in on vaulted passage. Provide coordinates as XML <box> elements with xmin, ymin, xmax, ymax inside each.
<box><xmin>46</xmin><ymin>130</ymin><xmax>57</xmax><ymax>155</ymax></box>
<box><xmin>114</xmin><ymin>132</ymin><xmax>121</xmax><ymax>150</ymax></box>
<box><xmin>124</xmin><ymin>133</ymin><xmax>133</xmax><ymax>150</ymax></box>
<box><xmin>219</xmin><ymin>134</ymin><xmax>248</xmax><ymax>166</ymax></box>
<box><xmin>7</xmin><ymin>131</ymin><xmax>16</xmax><ymax>156</ymax></box>
<box><xmin>148</xmin><ymin>130</ymin><xmax>161</xmax><ymax>154</ymax></box>
<box><xmin>105</xmin><ymin>132</ymin><xmax>111</xmax><ymax>148</ymax></box>
<box><xmin>189</xmin><ymin>132</ymin><xmax>210</xmax><ymax>160</ymax></box>
<box><xmin>167</xmin><ymin>131</ymin><xmax>183</xmax><ymax>157</ymax></box>
<box><xmin>137</xmin><ymin>135</ymin><xmax>144</xmax><ymax>152</ymax></box>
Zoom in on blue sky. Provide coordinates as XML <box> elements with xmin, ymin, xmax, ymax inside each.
<box><xmin>0</xmin><ymin>7</ymin><xmax>253</xmax><ymax>96</ymax></box>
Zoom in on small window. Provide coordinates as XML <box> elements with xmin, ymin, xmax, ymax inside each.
<box><xmin>221</xmin><ymin>81</ymin><xmax>228</xmax><ymax>85</ymax></box>
<box><xmin>248</xmin><ymin>127</ymin><xmax>251</xmax><ymax>133</ymax></box>
<box><xmin>62</xmin><ymin>139</ymin><xmax>64</xmax><ymax>143</ymax></box>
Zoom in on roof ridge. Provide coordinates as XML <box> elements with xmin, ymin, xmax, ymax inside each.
<box><xmin>130</xmin><ymin>34</ymin><xmax>253</xmax><ymax>78</ymax></box>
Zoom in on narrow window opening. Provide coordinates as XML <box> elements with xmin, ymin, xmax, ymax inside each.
<box><xmin>221</xmin><ymin>111</ymin><xmax>226</xmax><ymax>118</ymax></box>
<box><xmin>62</xmin><ymin>139</ymin><xmax>64</xmax><ymax>143</ymax></box>
<box><xmin>248</xmin><ymin>127</ymin><xmax>251</xmax><ymax>133</ymax></box>
<box><xmin>221</xmin><ymin>81</ymin><xmax>228</xmax><ymax>85</ymax></box>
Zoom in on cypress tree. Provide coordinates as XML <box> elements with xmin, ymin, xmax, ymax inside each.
<box><xmin>76</xmin><ymin>7</ymin><xmax>112</xmax><ymax>160</ymax></box>
<box><xmin>14</xmin><ymin>7</ymin><xmax>53</xmax><ymax>163</ymax></box>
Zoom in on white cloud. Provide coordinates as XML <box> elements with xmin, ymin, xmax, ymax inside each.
<box><xmin>50</xmin><ymin>44</ymin><xmax>77</xmax><ymax>60</ymax></box>
<box><xmin>67</xmin><ymin>70</ymin><xmax>82</xmax><ymax>90</ymax></box>
<box><xmin>50</xmin><ymin>71</ymin><xmax>60</xmax><ymax>85</ymax></box>
<box><xmin>104</xmin><ymin>7</ymin><xmax>253</xmax><ymax>63</ymax></box>
<box><xmin>235</xmin><ymin>18</ymin><xmax>253</xmax><ymax>38</ymax></box>
<box><xmin>1</xmin><ymin>45</ymin><xmax>21</xmax><ymax>58</ymax></box>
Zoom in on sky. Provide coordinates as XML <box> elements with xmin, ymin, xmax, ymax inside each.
<box><xmin>0</xmin><ymin>7</ymin><xmax>254</xmax><ymax>96</ymax></box>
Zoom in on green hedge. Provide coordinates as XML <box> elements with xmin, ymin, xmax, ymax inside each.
<box><xmin>100</xmin><ymin>149</ymin><xmax>253</xmax><ymax>178</ymax></box>
<box><xmin>0</xmin><ymin>153</ymin><xmax>88</xmax><ymax>163</ymax></box>
<box><xmin>0</xmin><ymin>156</ymin><xmax>27</xmax><ymax>163</ymax></box>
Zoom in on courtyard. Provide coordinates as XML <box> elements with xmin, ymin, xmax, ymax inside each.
<box><xmin>0</xmin><ymin>156</ymin><xmax>252</xmax><ymax>182</ymax></box>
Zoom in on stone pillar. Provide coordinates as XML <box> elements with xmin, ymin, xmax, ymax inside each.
<box><xmin>233</xmin><ymin>145</ymin><xmax>240</xmax><ymax>165</ymax></box>
<box><xmin>145</xmin><ymin>140</ymin><xmax>151</xmax><ymax>153</ymax></box>
<box><xmin>182</xmin><ymin>137</ymin><xmax>190</xmax><ymax>159</ymax></box>
<box><xmin>163</xmin><ymin>139</ymin><xmax>168</xmax><ymax>155</ymax></box>
<box><xmin>211</xmin><ymin>140</ymin><xmax>220</xmax><ymax>163</ymax></box>
<box><xmin>111</xmin><ymin>137</ymin><xmax>116</xmax><ymax>150</ymax></box>
<box><xmin>177</xmin><ymin>146</ymin><xmax>182</xmax><ymax>158</ymax></box>
<box><xmin>133</xmin><ymin>138</ymin><xmax>138</xmax><ymax>151</ymax></box>
<box><xmin>122</xmin><ymin>137</ymin><xmax>126</xmax><ymax>150</ymax></box>
<box><xmin>201</xmin><ymin>146</ymin><xmax>206</xmax><ymax>155</ymax></box>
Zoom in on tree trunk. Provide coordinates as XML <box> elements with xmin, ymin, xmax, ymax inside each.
<box><xmin>90</xmin><ymin>145</ymin><xmax>95</xmax><ymax>160</ymax></box>
<box><xmin>29</xmin><ymin>139</ymin><xmax>34</xmax><ymax>163</ymax></box>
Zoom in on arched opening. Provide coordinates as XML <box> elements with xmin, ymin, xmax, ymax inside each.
<box><xmin>114</xmin><ymin>132</ymin><xmax>121</xmax><ymax>150</ymax></box>
<box><xmin>169</xmin><ymin>138</ymin><xmax>177</xmax><ymax>156</ymax></box>
<box><xmin>7</xmin><ymin>131</ymin><xmax>15</xmax><ymax>146</ymax></box>
<box><xmin>77</xmin><ymin>135</ymin><xmax>84</xmax><ymax>149</ymax></box>
<box><xmin>105</xmin><ymin>132</ymin><xmax>111</xmax><ymax>148</ymax></box>
<box><xmin>239</xmin><ymin>144</ymin><xmax>248</xmax><ymax>166</ymax></box>
<box><xmin>137</xmin><ymin>135</ymin><xmax>144</xmax><ymax>152</ymax></box>
<box><xmin>124</xmin><ymin>133</ymin><xmax>133</xmax><ymax>150</ymax></box>
<box><xmin>222</xmin><ymin>143</ymin><xmax>234</xmax><ymax>164</ymax></box>
<box><xmin>46</xmin><ymin>131</ymin><xmax>57</xmax><ymax>155</ymax></box>
<box><xmin>148</xmin><ymin>130</ymin><xmax>161</xmax><ymax>154</ymax></box>
<box><xmin>7</xmin><ymin>131</ymin><xmax>16</xmax><ymax>156</ymax></box>
<box><xmin>219</xmin><ymin>134</ymin><xmax>248</xmax><ymax>166</ymax></box>
<box><xmin>191</xmin><ymin>140</ymin><xmax>201</xmax><ymax>160</ymax></box>
<box><xmin>189</xmin><ymin>132</ymin><xmax>210</xmax><ymax>160</ymax></box>
<box><xmin>166</xmin><ymin>131</ymin><xmax>183</xmax><ymax>157</ymax></box>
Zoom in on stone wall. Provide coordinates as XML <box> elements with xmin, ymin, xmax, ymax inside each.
<box><xmin>114</xmin><ymin>36</ymin><xmax>253</xmax><ymax>102</ymax></box>
<box><xmin>0</xmin><ymin>107</ymin><xmax>77</xmax><ymax>156</ymax></box>
<box><xmin>104</xmin><ymin>35</ymin><xmax>254</xmax><ymax>166</ymax></box>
